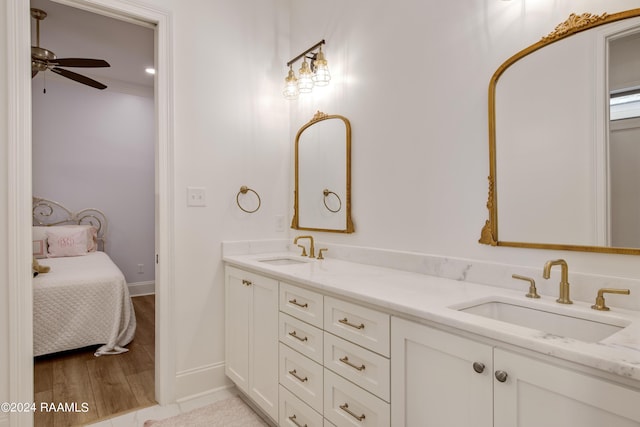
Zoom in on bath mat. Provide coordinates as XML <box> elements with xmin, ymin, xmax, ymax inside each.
<box><xmin>143</xmin><ymin>396</ymin><xmax>269</xmax><ymax>427</ymax></box>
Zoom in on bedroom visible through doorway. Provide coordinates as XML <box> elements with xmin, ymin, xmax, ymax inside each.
<box><xmin>33</xmin><ymin>295</ymin><xmax>155</xmax><ymax>425</ymax></box>
<box><xmin>30</xmin><ymin>0</ymin><xmax>157</xmax><ymax>422</ymax></box>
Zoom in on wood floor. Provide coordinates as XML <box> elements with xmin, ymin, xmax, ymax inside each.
<box><xmin>34</xmin><ymin>294</ymin><xmax>156</xmax><ymax>427</ymax></box>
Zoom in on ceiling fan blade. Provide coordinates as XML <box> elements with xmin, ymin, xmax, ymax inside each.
<box><xmin>32</xmin><ymin>69</ymin><xmax>39</xmax><ymax>78</ymax></box>
<box><xmin>53</xmin><ymin>58</ymin><xmax>110</xmax><ymax>68</ymax></box>
<box><xmin>51</xmin><ymin>67</ymin><xmax>107</xmax><ymax>90</ymax></box>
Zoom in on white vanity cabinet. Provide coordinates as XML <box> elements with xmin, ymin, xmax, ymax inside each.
<box><xmin>392</xmin><ymin>316</ymin><xmax>640</xmax><ymax>427</ymax></box>
<box><xmin>493</xmin><ymin>348</ymin><xmax>640</xmax><ymax>427</ymax></box>
<box><xmin>224</xmin><ymin>266</ymin><xmax>279</xmax><ymax>421</ymax></box>
<box><xmin>323</xmin><ymin>297</ymin><xmax>391</xmax><ymax>427</ymax></box>
<box><xmin>391</xmin><ymin>316</ymin><xmax>493</xmax><ymax>427</ymax></box>
<box><xmin>278</xmin><ymin>284</ymin><xmax>391</xmax><ymax>427</ymax></box>
<box><xmin>279</xmin><ymin>282</ymin><xmax>326</xmax><ymax>427</ymax></box>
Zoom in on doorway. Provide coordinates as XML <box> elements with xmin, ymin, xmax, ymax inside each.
<box><xmin>30</xmin><ymin>2</ymin><xmax>156</xmax><ymax>422</ymax></box>
<box><xmin>7</xmin><ymin>0</ymin><xmax>175</xmax><ymax>424</ymax></box>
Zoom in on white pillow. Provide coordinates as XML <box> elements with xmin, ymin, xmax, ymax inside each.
<box><xmin>46</xmin><ymin>227</ymin><xmax>89</xmax><ymax>258</ymax></box>
<box><xmin>32</xmin><ymin>227</ymin><xmax>49</xmax><ymax>259</ymax></box>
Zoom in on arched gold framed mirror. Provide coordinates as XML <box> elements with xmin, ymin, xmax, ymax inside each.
<box><xmin>480</xmin><ymin>9</ymin><xmax>640</xmax><ymax>255</ymax></box>
<box><xmin>292</xmin><ymin>111</ymin><xmax>354</xmax><ymax>233</ymax></box>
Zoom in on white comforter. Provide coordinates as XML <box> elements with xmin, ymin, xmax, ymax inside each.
<box><xmin>33</xmin><ymin>251</ymin><xmax>136</xmax><ymax>357</ymax></box>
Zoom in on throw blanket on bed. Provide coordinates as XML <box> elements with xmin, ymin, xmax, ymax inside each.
<box><xmin>33</xmin><ymin>251</ymin><xmax>136</xmax><ymax>357</ymax></box>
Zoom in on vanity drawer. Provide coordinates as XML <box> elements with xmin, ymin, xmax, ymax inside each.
<box><xmin>280</xmin><ymin>343</ymin><xmax>324</xmax><ymax>413</ymax></box>
<box><xmin>280</xmin><ymin>312</ymin><xmax>324</xmax><ymax>364</ymax></box>
<box><xmin>323</xmin><ymin>332</ymin><xmax>390</xmax><ymax>402</ymax></box>
<box><xmin>324</xmin><ymin>369</ymin><xmax>390</xmax><ymax>427</ymax></box>
<box><xmin>280</xmin><ymin>385</ymin><xmax>323</xmax><ymax>427</ymax></box>
<box><xmin>281</xmin><ymin>282</ymin><xmax>324</xmax><ymax>328</ymax></box>
<box><xmin>324</xmin><ymin>297</ymin><xmax>390</xmax><ymax>357</ymax></box>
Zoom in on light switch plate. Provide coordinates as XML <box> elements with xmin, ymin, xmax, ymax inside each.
<box><xmin>187</xmin><ymin>186</ymin><xmax>206</xmax><ymax>207</ymax></box>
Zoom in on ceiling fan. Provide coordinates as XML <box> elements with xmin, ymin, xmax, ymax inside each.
<box><xmin>31</xmin><ymin>7</ymin><xmax>110</xmax><ymax>90</ymax></box>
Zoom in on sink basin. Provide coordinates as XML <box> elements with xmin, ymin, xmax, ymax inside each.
<box><xmin>457</xmin><ymin>299</ymin><xmax>629</xmax><ymax>342</ymax></box>
<box><xmin>258</xmin><ymin>257</ymin><xmax>310</xmax><ymax>266</ymax></box>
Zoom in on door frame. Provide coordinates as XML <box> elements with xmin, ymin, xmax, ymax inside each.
<box><xmin>6</xmin><ymin>1</ymin><xmax>175</xmax><ymax>424</ymax></box>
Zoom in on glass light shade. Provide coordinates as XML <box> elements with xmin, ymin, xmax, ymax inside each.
<box><xmin>297</xmin><ymin>59</ymin><xmax>314</xmax><ymax>93</ymax></box>
<box><xmin>283</xmin><ymin>67</ymin><xmax>299</xmax><ymax>100</ymax></box>
<box><xmin>312</xmin><ymin>49</ymin><xmax>331</xmax><ymax>86</ymax></box>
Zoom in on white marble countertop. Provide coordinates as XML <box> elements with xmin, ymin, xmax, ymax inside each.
<box><xmin>224</xmin><ymin>251</ymin><xmax>640</xmax><ymax>383</ymax></box>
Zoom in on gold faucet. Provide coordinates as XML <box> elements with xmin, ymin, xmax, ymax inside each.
<box><xmin>542</xmin><ymin>259</ymin><xmax>572</xmax><ymax>304</ymax></box>
<box><xmin>591</xmin><ymin>288</ymin><xmax>630</xmax><ymax>311</ymax></box>
<box><xmin>293</xmin><ymin>235</ymin><xmax>315</xmax><ymax>258</ymax></box>
<box><xmin>512</xmin><ymin>274</ymin><xmax>540</xmax><ymax>299</ymax></box>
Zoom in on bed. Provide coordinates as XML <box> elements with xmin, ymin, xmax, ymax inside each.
<box><xmin>32</xmin><ymin>197</ymin><xmax>136</xmax><ymax>357</ymax></box>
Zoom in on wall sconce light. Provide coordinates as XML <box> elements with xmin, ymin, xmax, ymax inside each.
<box><xmin>283</xmin><ymin>39</ymin><xmax>331</xmax><ymax>100</ymax></box>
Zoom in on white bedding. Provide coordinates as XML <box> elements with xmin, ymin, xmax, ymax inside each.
<box><xmin>33</xmin><ymin>251</ymin><xmax>136</xmax><ymax>357</ymax></box>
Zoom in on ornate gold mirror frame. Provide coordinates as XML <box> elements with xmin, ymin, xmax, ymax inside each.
<box><xmin>292</xmin><ymin>111</ymin><xmax>354</xmax><ymax>233</ymax></box>
<box><xmin>480</xmin><ymin>9</ymin><xmax>640</xmax><ymax>255</ymax></box>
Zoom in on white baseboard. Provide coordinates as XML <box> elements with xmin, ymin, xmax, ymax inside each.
<box><xmin>175</xmin><ymin>361</ymin><xmax>232</xmax><ymax>401</ymax></box>
<box><xmin>128</xmin><ymin>280</ymin><xmax>155</xmax><ymax>296</ymax></box>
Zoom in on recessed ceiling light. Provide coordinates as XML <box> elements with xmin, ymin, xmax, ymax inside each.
<box><xmin>145</xmin><ymin>67</ymin><xmax>156</xmax><ymax>75</ymax></box>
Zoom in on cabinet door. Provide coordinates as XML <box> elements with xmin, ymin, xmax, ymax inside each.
<box><xmin>391</xmin><ymin>317</ymin><xmax>493</xmax><ymax>427</ymax></box>
<box><xmin>248</xmin><ymin>271</ymin><xmax>279</xmax><ymax>421</ymax></box>
<box><xmin>224</xmin><ymin>267</ymin><xmax>251</xmax><ymax>392</ymax></box>
<box><xmin>494</xmin><ymin>348</ymin><xmax>640</xmax><ymax>427</ymax></box>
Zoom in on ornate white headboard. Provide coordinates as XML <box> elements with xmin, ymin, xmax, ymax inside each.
<box><xmin>32</xmin><ymin>197</ymin><xmax>108</xmax><ymax>251</ymax></box>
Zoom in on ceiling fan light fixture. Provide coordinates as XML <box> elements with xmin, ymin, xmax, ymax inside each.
<box><xmin>30</xmin><ymin>7</ymin><xmax>111</xmax><ymax>91</ymax></box>
<box><xmin>145</xmin><ymin>67</ymin><xmax>156</xmax><ymax>75</ymax></box>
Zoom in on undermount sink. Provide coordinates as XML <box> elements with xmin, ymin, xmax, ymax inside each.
<box><xmin>457</xmin><ymin>299</ymin><xmax>630</xmax><ymax>343</ymax></box>
<box><xmin>258</xmin><ymin>257</ymin><xmax>310</xmax><ymax>266</ymax></box>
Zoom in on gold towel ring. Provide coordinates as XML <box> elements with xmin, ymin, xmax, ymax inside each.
<box><xmin>237</xmin><ymin>186</ymin><xmax>261</xmax><ymax>213</ymax></box>
<box><xmin>323</xmin><ymin>189</ymin><xmax>342</xmax><ymax>213</ymax></box>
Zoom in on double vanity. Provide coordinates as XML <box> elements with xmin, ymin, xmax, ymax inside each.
<box><xmin>223</xmin><ymin>239</ymin><xmax>640</xmax><ymax>427</ymax></box>
<box><xmin>220</xmin><ymin>7</ymin><xmax>640</xmax><ymax>426</ymax></box>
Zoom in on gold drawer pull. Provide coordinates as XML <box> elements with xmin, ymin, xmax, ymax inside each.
<box><xmin>289</xmin><ymin>369</ymin><xmax>308</xmax><ymax>383</ymax></box>
<box><xmin>289</xmin><ymin>298</ymin><xmax>308</xmax><ymax>308</ymax></box>
<box><xmin>339</xmin><ymin>403</ymin><xmax>366</xmax><ymax>422</ymax></box>
<box><xmin>288</xmin><ymin>414</ymin><xmax>307</xmax><ymax>427</ymax></box>
<box><xmin>288</xmin><ymin>330</ymin><xmax>308</xmax><ymax>342</ymax></box>
<box><xmin>339</xmin><ymin>356</ymin><xmax>365</xmax><ymax>371</ymax></box>
<box><xmin>242</xmin><ymin>279</ymin><xmax>252</xmax><ymax>286</ymax></box>
<box><xmin>339</xmin><ymin>317</ymin><xmax>365</xmax><ymax>330</ymax></box>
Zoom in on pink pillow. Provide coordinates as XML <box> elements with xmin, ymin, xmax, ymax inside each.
<box><xmin>46</xmin><ymin>227</ymin><xmax>89</xmax><ymax>257</ymax></box>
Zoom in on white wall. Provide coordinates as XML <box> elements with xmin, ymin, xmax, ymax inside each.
<box><xmin>288</xmin><ymin>0</ymin><xmax>640</xmax><ymax>279</ymax></box>
<box><xmin>496</xmin><ymin>34</ymin><xmax>595</xmax><ymax>245</ymax></box>
<box><xmin>4</xmin><ymin>0</ymin><xmax>640</xmax><ymax>414</ymax></box>
<box><xmin>31</xmin><ymin>77</ymin><xmax>155</xmax><ymax>285</ymax></box>
<box><xmin>168</xmin><ymin>0</ymin><xmax>291</xmax><ymax>396</ymax></box>
<box><xmin>610</xmin><ymin>118</ymin><xmax>640</xmax><ymax>247</ymax></box>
